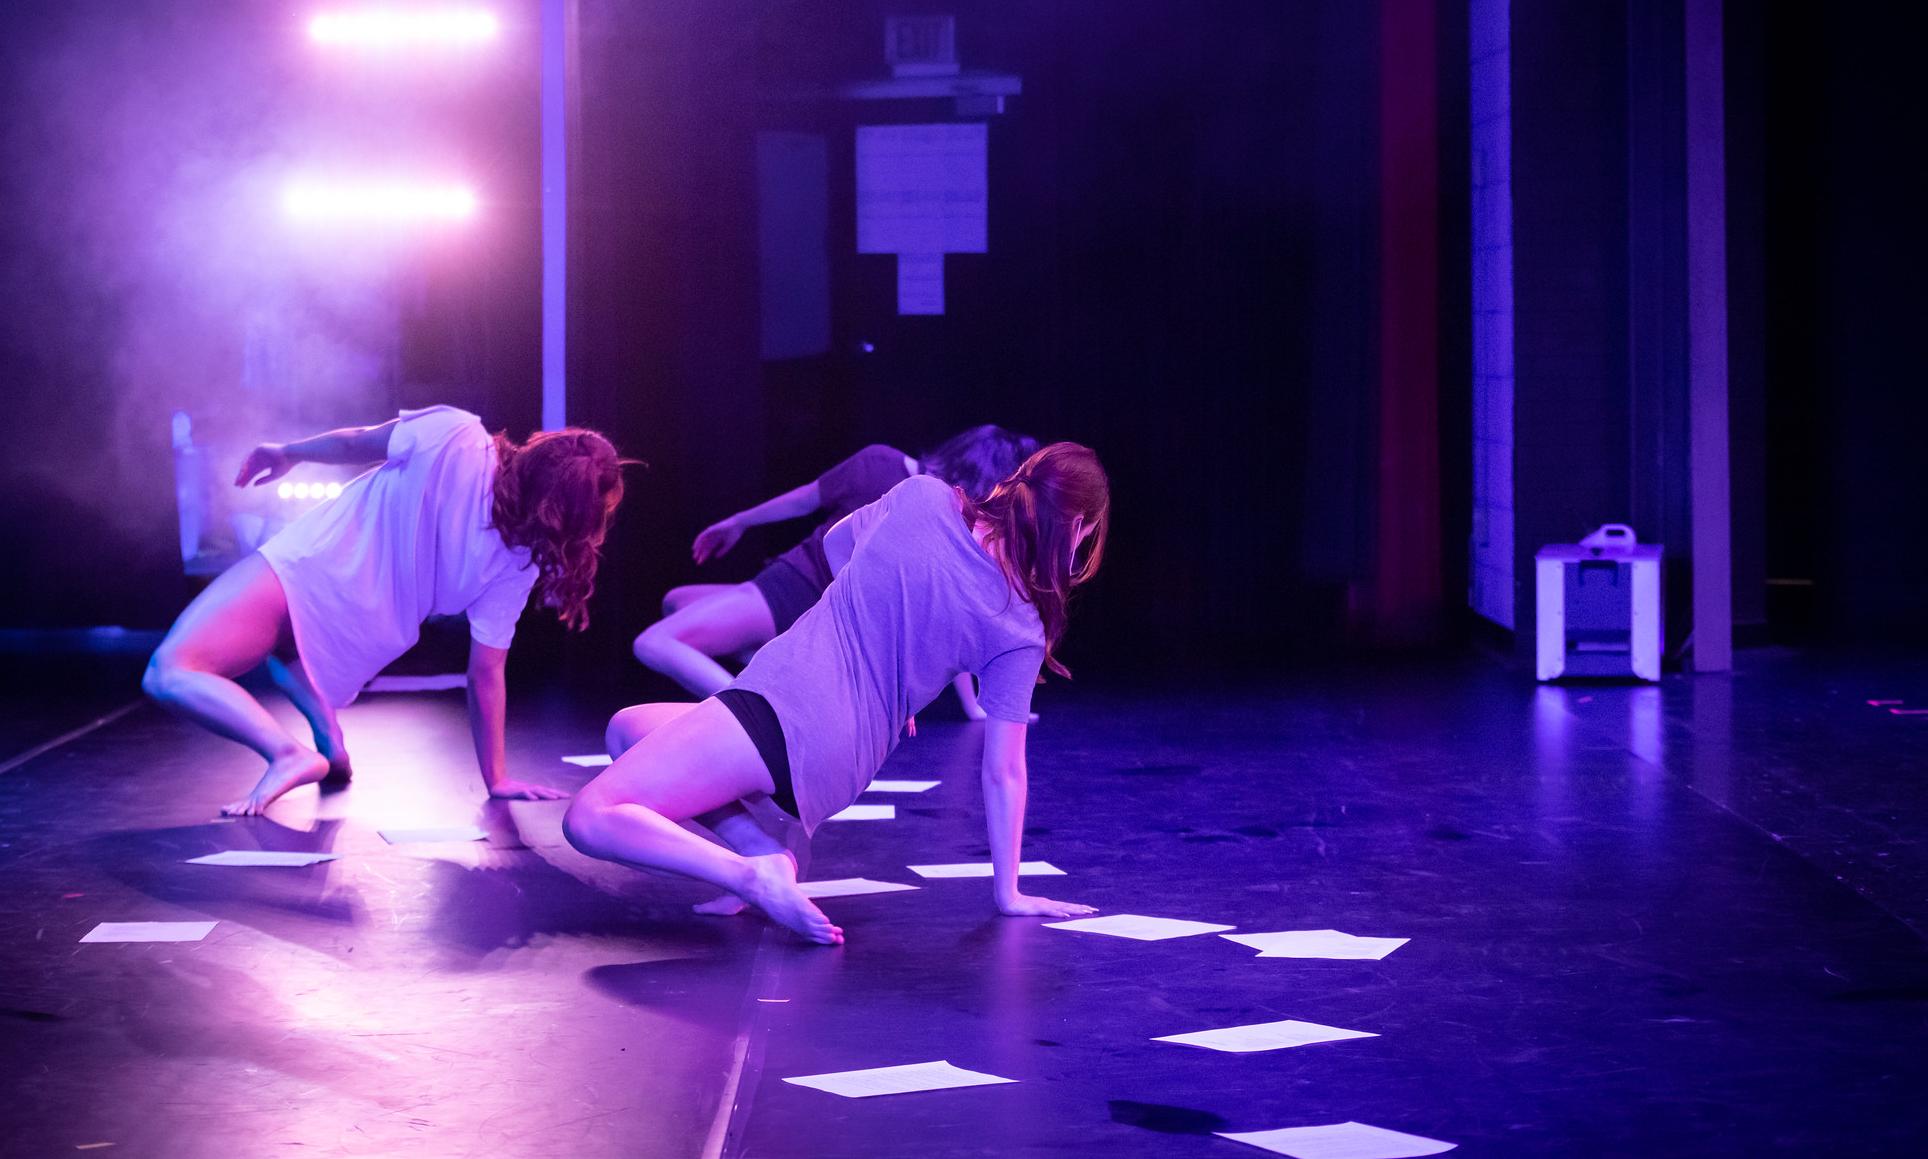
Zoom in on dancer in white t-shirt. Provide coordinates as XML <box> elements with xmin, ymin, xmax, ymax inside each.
<box><xmin>143</xmin><ymin>406</ymin><xmax>631</xmax><ymax>816</ymax></box>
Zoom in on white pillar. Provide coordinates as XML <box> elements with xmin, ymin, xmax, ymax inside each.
<box><xmin>540</xmin><ymin>0</ymin><xmax>571</xmax><ymax>431</ymax></box>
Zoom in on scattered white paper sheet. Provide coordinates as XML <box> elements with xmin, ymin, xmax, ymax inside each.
<box><xmin>1221</xmin><ymin>930</ymin><xmax>1410</xmax><ymax>961</ymax></box>
<box><xmin>561</xmin><ymin>754</ymin><xmax>614</xmax><ymax>767</ymax></box>
<box><xmin>378</xmin><ymin>826</ymin><xmax>489</xmax><ymax>844</ymax></box>
<box><xmin>867</xmin><ymin>779</ymin><xmax>940</xmax><ymax>793</ymax></box>
<box><xmin>908</xmin><ymin>861</ymin><xmax>1065</xmax><ymax>879</ymax></box>
<box><xmin>81</xmin><ymin>921</ymin><xmax>218</xmax><ymax>944</ymax></box>
<box><xmin>1215</xmin><ymin>1121</ymin><xmax>1456</xmax><ymax>1159</ymax></box>
<box><xmin>828</xmin><ymin>804</ymin><xmax>896</xmax><ymax>822</ymax></box>
<box><xmin>783</xmin><ymin>1059</ymin><xmax>1016</xmax><ymax>1099</ymax></box>
<box><xmin>897</xmin><ymin>253</ymin><xmax>945</xmax><ymax>315</ymax></box>
<box><xmin>799</xmin><ymin>878</ymin><xmax>920</xmax><ymax>899</ymax></box>
<box><xmin>185</xmin><ymin>851</ymin><xmax>339</xmax><ymax>867</ymax></box>
<box><xmin>1153</xmin><ymin>1019</ymin><xmax>1378</xmax><ymax>1054</ymax></box>
<box><xmin>1043</xmin><ymin>914</ymin><xmax>1234</xmax><ymax>941</ymax></box>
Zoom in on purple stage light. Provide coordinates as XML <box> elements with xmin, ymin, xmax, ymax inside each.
<box><xmin>308</xmin><ymin>7</ymin><xmax>500</xmax><ymax>48</ymax></box>
<box><xmin>282</xmin><ymin>180</ymin><xmax>479</xmax><ymax>225</ymax></box>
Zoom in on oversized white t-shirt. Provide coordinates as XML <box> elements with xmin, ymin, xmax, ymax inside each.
<box><xmin>258</xmin><ymin>406</ymin><xmax>537</xmax><ymax>707</ymax></box>
<box><xmin>731</xmin><ymin>475</ymin><xmax>1045</xmax><ymax>833</ymax></box>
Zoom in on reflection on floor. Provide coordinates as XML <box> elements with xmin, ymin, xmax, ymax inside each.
<box><xmin>1</xmin><ymin>652</ymin><xmax>1925</xmax><ymax>1157</ymax></box>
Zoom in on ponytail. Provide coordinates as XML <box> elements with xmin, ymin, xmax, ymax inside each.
<box><xmin>959</xmin><ymin>443</ymin><xmax>1109</xmax><ymax>678</ymax></box>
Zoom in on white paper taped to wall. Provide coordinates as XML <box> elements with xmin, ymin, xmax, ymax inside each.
<box><xmin>898</xmin><ymin>254</ymin><xmax>945</xmax><ymax>314</ymax></box>
<box><xmin>858</xmin><ymin>123</ymin><xmax>986</xmax><ymax>315</ymax></box>
<box><xmin>857</xmin><ymin>124</ymin><xmax>987</xmax><ymax>255</ymax></box>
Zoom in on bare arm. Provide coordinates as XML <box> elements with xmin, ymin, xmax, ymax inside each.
<box><xmin>823</xmin><ymin>494</ymin><xmax>897</xmax><ymax>579</ymax></box>
<box><xmin>822</xmin><ymin>510</ymin><xmax>858</xmax><ymax>577</ymax></box>
<box><xmin>981</xmin><ymin>718</ymin><xmax>1095</xmax><ymax>918</ymax></box>
<box><xmin>692</xmin><ymin>480</ymin><xmax>823</xmax><ymax>564</ymax></box>
<box><xmin>234</xmin><ymin>419</ymin><xmax>399</xmax><ymax>487</ymax></box>
<box><xmin>466</xmin><ymin>639</ymin><xmax>567</xmax><ymax>801</ymax></box>
<box><xmin>951</xmin><ymin>673</ymin><xmax>988</xmax><ymax>720</ymax></box>
<box><xmin>952</xmin><ymin>673</ymin><xmax>1040</xmax><ymax>724</ymax></box>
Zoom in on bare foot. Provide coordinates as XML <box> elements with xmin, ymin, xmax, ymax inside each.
<box><xmin>739</xmin><ymin>853</ymin><xmax>843</xmax><ymax>945</ymax></box>
<box><xmin>693</xmin><ymin>894</ymin><xmax>750</xmax><ymax>917</ymax></box>
<box><xmin>222</xmin><ymin>750</ymin><xmax>330</xmax><ymax>817</ymax></box>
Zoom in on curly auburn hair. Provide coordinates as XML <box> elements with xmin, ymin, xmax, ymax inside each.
<box><xmin>959</xmin><ymin>442</ymin><xmax>1110</xmax><ymax>679</ymax></box>
<box><xmin>489</xmin><ymin>428</ymin><xmax>635</xmax><ymax>631</ymax></box>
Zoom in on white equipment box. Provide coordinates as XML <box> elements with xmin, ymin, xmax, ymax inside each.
<box><xmin>1535</xmin><ymin>524</ymin><xmax>1663</xmax><ymax>682</ymax></box>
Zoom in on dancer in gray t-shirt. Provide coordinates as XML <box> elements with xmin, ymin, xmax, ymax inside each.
<box><xmin>564</xmin><ymin>444</ymin><xmax>1111</xmax><ymax>945</ymax></box>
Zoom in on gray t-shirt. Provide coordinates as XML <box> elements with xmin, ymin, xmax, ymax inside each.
<box><xmin>730</xmin><ymin>475</ymin><xmax>1045</xmax><ymax>832</ymax></box>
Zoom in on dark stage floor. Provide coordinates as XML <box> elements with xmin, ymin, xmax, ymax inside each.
<box><xmin>3</xmin><ymin>652</ymin><xmax>1927</xmax><ymax>1157</ymax></box>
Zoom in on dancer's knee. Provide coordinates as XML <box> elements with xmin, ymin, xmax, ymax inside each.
<box><xmin>632</xmin><ymin>622</ymin><xmax>678</xmax><ymax>670</ymax></box>
<box><xmin>141</xmin><ymin>652</ymin><xmax>186</xmax><ymax>704</ymax></box>
<box><xmin>661</xmin><ymin>585</ymin><xmax>699</xmax><ymax>617</ymax></box>
<box><xmin>606</xmin><ymin>705</ymin><xmax>649</xmax><ymax>757</ymax></box>
<box><xmin>562</xmin><ymin>796</ymin><xmax>611</xmax><ymax>859</ymax></box>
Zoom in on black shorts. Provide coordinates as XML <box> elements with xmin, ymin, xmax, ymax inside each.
<box><xmin>714</xmin><ymin>687</ymin><xmax>798</xmax><ymax>818</ymax></box>
<box><xmin>749</xmin><ymin>559</ymin><xmax>823</xmax><ymax>635</ymax></box>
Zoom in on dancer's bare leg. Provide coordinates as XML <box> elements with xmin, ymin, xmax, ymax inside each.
<box><xmin>661</xmin><ymin>583</ymin><xmax>734</xmax><ymax>617</ymax></box>
<box><xmin>606</xmin><ymin>702</ymin><xmax>699</xmax><ymax>759</ymax></box>
<box><xmin>690</xmin><ymin>799</ymin><xmax>810</xmax><ymax>916</ymax></box>
<box><xmin>263</xmin><ymin>652</ymin><xmax>351</xmax><ymax>783</ymax></box>
<box><xmin>564</xmin><ymin>699</ymin><xmax>842</xmax><ymax>945</ymax></box>
<box><xmin>607</xmin><ymin>701</ymin><xmax>770</xmax><ymax>916</ymax></box>
<box><xmin>631</xmin><ymin>584</ymin><xmax>777</xmax><ymax>697</ymax></box>
<box><xmin>142</xmin><ymin>554</ymin><xmax>330</xmax><ymax>816</ymax></box>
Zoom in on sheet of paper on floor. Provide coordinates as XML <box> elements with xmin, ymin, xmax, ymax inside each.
<box><xmin>908</xmin><ymin>861</ymin><xmax>1065</xmax><ymax>878</ymax></box>
<box><xmin>798</xmin><ymin>878</ymin><xmax>920</xmax><ymax>899</ymax></box>
<box><xmin>378</xmin><ymin>826</ymin><xmax>490</xmax><ymax>844</ymax></box>
<box><xmin>827</xmin><ymin>804</ymin><xmax>896</xmax><ymax>822</ymax></box>
<box><xmin>1222</xmin><ymin>929</ymin><xmax>1410</xmax><ymax>960</ymax></box>
<box><xmin>561</xmin><ymin>754</ymin><xmax>613</xmax><ymax>767</ymax></box>
<box><xmin>185</xmin><ymin>851</ymin><xmax>339</xmax><ymax>867</ymax></box>
<box><xmin>866</xmin><ymin>779</ymin><xmax>940</xmax><ymax>793</ymax></box>
<box><xmin>783</xmin><ymin>1060</ymin><xmax>1016</xmax><ymax>1098</ymax></box>
<box><xmin>1215</xmin><ymin>1120</ymin><xmax>1456</xmax><ymax>1158</ymax></box>
<box><xmin>80</xmin><ymin>921</ymin><xmax>219</xmax><ymax>943</ymax></box>
<box><xmin>1153</xmin><ymin>1018</ymin><xmax>1378</xmax><ymax>1053</ymax></box>
<box><xmin>1043</xmin><ymin>913</ymin><xmax>1235</xmax><ymax>941</ymax></box>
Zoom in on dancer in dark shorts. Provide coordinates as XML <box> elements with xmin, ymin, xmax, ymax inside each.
<box><xmin>632</xmin><ymin>426</ymin><xmax>1037</xmax><ymax>718</ymax></box>
<box><xmin>568</xmin><ymin>444</ymin><xmax>1109</xmax><ymax>945</ymax></box>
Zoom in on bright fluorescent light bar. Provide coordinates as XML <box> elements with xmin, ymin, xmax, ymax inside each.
<box><xmin>308</xmin><ymin>7</ymin><xmax>500</xmax><ymax>47</ymax></box>
<box><xmin>282</xmin><ymin>180</ymin><xmax>479</xmax><ymax>224</ymax></box>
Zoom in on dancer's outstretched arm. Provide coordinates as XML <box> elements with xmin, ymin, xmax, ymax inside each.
<box><xmin>691</xmin><ymin>479</ymin><xmax>822</xmax><ymax>564</ymax></box>
<box><xmin>980</xmin><ymin>718</ymin><xmax>1095</xmax><ymax>918</ymax></box>
<box><xmin>465</xmin><ymin>639</ymin><xmax>567</xmax><ymax>801</ymax></box>
<box><xmin>235</xmin><ymin>420</ymin><xmax>399</xmax><ymax>487</ymax></box>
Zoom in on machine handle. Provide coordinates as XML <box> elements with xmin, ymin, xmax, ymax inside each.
<box><xmin>1581</xmin><ymin>523</ymin><xmax>1638</xmax><ymax>555</ymax></box>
